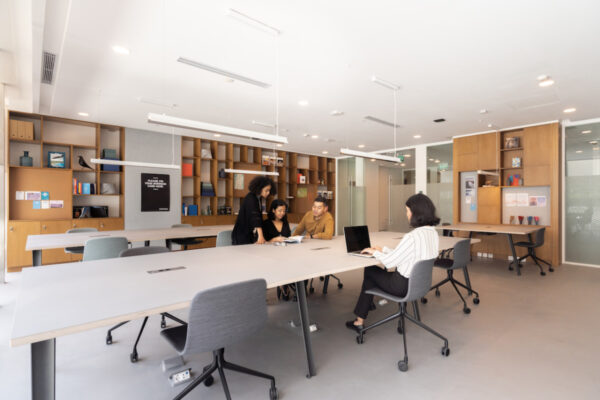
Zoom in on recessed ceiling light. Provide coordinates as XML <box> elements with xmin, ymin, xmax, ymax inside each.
<box><xmin>311</xmin><ymin>135</ymin><xmax>319</xmax><ymax>139</ymax></box>
<box><xmin>400</xmin><ymin>163</ymin><xmax>405</xmax><ymax>167</ymax></box>
<box><xmin>589</xmin><ymin>140</ymin><xmax>598</xmax><ymax>145</ymax></box>
<box><xmin>225</xmin><ymin>78</ymin><xmax>235</xmax><ymax>83</ymax></box>
<box><xmin>487</xmin><ymin>123</ymin><xmax>493</xmax><ymax>128</ymax></box>
<box><xmin>298</xmin><ymin>100</ymin><xmax>309</xmax><ymax>106</ymax></box>
<box><xmin>78</xmin><ymin>112</ymin><xmax>89</xmax><ymax>117</ymax></box>
<box><xmin>330</xmin><ymin>110</ymin><xmax>344</xmax><ymax>116</ymax></box>
<box><xmin>581</xmin><ymin>130</ymin><xmax>591</xmax><ymax>134</ymax></box>
<box><xmin>428</xmin><ymin>158</ymin><xmax>434</xmax><ymax>161</ymax></box>
<box><xmin>303</xmin><ymin>133</ymin><xmax>310</xmax><ymax>137</ymax></box>
<box><xmin>563</xmin><ymin>107</ymin><xmax>576</xmax><ymax>113</ymax></box>
<box><xmin>358</xmin><ymin>144</ymin><xmax>366</xmax><ymax>148</ymax></box>
<box><xmin>213</xmin><ymin>134</ymin><xmax>221</xmax><ymax>137</ymax></box>
<box><xmin>479</xmin><ymin>109</ymin><xmax>488</xmax><ymax>114</ymax></box>
<box><xmin>435</xmin><ymin>159</ymin><xmax>440</xmax><ymax>163</ymax></box>
<box><xmin>593</xmin><ymin>147</ymin><xmax>599</xmax><ymax>151</ymax></box>
<box><xmin>322</xmin><ymin>150</ymin><xmax>328</xmax><ymax>154</ymax></box>
<box><xmin>404</xmin><ymin>154</ymin><xmax>411</xmax><ymax>157</ymax></box>
<box><xmin>112</xmin><ymin>45</ymin><xmax>130</xmax><ymax>55</ymax></box>
<box><xmin>370</xmin><ymin>158</ymin><xmax>376</xmax><ymax>162</ymax></box>
<box><xmin>433</xmin><ymin>118</ymin><xmax>445</xmax><ymax>123</ymax></box>
<box><xmin>537</xmin><ymin>75</ymin><xmax>554</xmax><ymax>87</ymax></box>
<box><xmin>413</xmin><ymin>135</ymin><xmax>421</xmax><ymax>139</ymax></box>
<box><xmin>575</xmin><ymin>150</ymin><xmax>583</xmax><ymax>154</ymax></box>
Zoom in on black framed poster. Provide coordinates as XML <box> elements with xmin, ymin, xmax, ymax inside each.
<box><xmin>141</xmin><ymin>173</ymin><xmax>170</xmax><ymax>212</ymax></box>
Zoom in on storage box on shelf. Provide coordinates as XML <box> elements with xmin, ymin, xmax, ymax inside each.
<box><xmin>4</xmin><ymin>111</ymin><xmax>125</xmax><ymax>271</ymax></box>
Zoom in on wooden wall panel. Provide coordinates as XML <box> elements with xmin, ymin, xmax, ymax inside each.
<box><xmin>477</xmin><ymin>132</ymin><xmax>500</xmax><ymax>170</ymax></box>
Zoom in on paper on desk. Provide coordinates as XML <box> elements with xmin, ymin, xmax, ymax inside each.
<box><xmin>284</xmin><ymin>235</ymin><xmax>304</xmax><ymax>243</ymax></box>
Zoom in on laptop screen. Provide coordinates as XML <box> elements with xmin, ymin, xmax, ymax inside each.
<box><xmin>344</xmin><ymin>226</ymin><xmax>371</xmax><ymax>253</ymax></box>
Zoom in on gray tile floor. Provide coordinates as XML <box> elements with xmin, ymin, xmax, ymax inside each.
<box><xmin>1</xmin><ymin>259</ymin><xmax>599</xmax><ymax>399</ymax></box>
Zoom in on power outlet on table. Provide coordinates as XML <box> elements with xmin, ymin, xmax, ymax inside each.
<box><xmin>169</xmin><ymin>368</ymin><xmax>191</xmax><ymax>387</ymax></box>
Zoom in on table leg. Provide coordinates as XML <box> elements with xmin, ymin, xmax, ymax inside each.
<box><xmin>469</xmin><ymin>231</ymin><xmax>473</xmax><ymax>261</ymax></box>
<box><xmin>32</xmin><ymin>339</ymin><xmax>55</xmax><ymax>400</ymax></box>
<box><xmin>506</xmin><ymin>234</ymin><xmax>520</xmax><ymax>276</ymax></box>
<box><xmin>32</xmin><ymin>250</ymin><xmax>42</xmax><ymax>267</ymax></box>
<box><xmin>166</xmin><ymin>239</ymin><xmax>173</xmax><ymax>251</ymax></box>
<box><xmin>295</xmin><ymin>280</ymin><xmax>316</xmax><ymax>378</ymax></box>
<box><xmin>144</xmin><ymin>240</ymin><xmax>150</xmax><ymax>247</ymax></box>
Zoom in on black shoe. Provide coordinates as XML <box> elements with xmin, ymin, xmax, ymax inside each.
<box><xmin>345</xmin><ymin>320</ymin><xmax>364</xmax><ymax>333</ymax></box>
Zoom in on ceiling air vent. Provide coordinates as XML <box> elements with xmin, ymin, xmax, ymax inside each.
<box><xmin>41</xmin><ymin>51</ymin><xmax>56</xmax><ymax>84</ymax></box>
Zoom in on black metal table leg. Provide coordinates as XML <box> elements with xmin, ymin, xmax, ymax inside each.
<box><xmin>33</xmin><ymin>250</ymin><xmax>42</xmax><ymax>267</ymax></box>
<box><xmin>295</xmin><ymin>280</ymin><xmax>316</xmax><ymax>378</ymax></box>
<box><xmin>144</xmin><ymin>240</ymin><xmax>150</xmax><ymax>247</ymax></box>
<box><xmin>32</xmin><ymin>339</ymin><xmax>55</xmax><ymax>400</ymax></box>
<box><xmin>506</xmin><ymin>234</ymin><xmax>520</xmax><ymax>275</ymax></box>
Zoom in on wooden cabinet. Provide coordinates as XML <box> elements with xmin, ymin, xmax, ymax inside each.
<box><xmin>523</xmin><ymin>124</ymin><xmax>556</xmax><ymax>186</ymax></box>
<box><xmin>477</xmin><ymin>187</ymin><xmax>501</xmax><ymax>224</ymax></box>
<box><xmin>98</xmin><ymin>218</ymin><xmax>124</xmax><ymax>231</ymax></box>
<box><xmin>454</xmin><ymin>136</ymin><xmax>478</xmax><ymax>171</ymax></box>
<box><xmin>477</xmin><ymin>133</ymin><xmax>499</xmax><ymax>170</ymax></box>
<box><xmin>7</xmin><ymin>221</ymin><xmax>40</xmax><ymax>270</ymax></box>
<box><xmin>71</xmin><ymin>219</ymin><xmax>100</xmax><ymax>230</ymax></box>
<box><xmin>182</xmin><ymin>215</ymin><xmax>217</xmax><ymax>226</ymax></box>
<box><xmin>41</xmin><ymin>220</ymin><xmax>73</xmax><ymax>265</ymax></box>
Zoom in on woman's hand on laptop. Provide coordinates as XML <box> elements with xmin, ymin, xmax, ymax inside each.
<box><xmin>361</xmin><ymin>246</ymin><xmax>382</xmax><ymax>255</ymax></box>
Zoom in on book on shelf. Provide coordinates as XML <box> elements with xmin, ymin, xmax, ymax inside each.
<box><xmin>200</xmin><ymin>182</ymin><xmax>215</xmax><ymax>197</ymax></box>
<box><xmin>188</xmin><ymin>204</ymin><xmax>198</xmax><ymax>216</ymax></box>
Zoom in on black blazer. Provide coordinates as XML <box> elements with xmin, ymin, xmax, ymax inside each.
<box><xmin>232</xmin><ymin>193</ymin><xmax>263</xmax><ymax>245</ymax></box>
<box><xmin>262</xmin><ymin>219</ymin><xmax>291</xmax><ymax>242</ymax></box>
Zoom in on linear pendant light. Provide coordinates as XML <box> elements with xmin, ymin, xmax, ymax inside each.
<box><xmin>364</xmin><ymin>115</ymin><xmax>401</xmax><ymax>128</ymax></box>
<box><xmin>90</xmin><ymin>158</ymin><xmax>180</xmax><ymax>170</ymax></box>
<box><xmin>147</xmin><ymin>113</ymin><xmax>288</xmax><ymax>144</ymax></box>
<box><xmin>177</xmin><ymin>57</ymin><xmax>271</xmax><ymax>89</ymax></box>
<box><xmin>224</xmin><ymin>168</ymin><xmax>279</xmax><ymax>176</ymax></box>
<box><xmin>339</xmin><ymin>148</ymin><xmax>400</xmax><ymax>163</ymax></box>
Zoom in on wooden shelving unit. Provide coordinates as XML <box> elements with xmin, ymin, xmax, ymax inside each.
<box><xmin>5</xmin><ymin>111</ymin><xmax>126</xmax><ymax>271</ymax></box>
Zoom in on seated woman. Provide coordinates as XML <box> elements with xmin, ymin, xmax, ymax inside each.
<box><xmin>346</xmin><ymin>193</ymin><xmax>440</xmax><ymax>333</ymax></box>
<box><xmin>262</xmin><ymin>199</ymin><xmax>291</xmax><ymax>243</ymax></box>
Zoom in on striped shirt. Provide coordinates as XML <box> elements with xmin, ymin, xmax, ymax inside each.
<box><xmin>373</xmin><ymin>226</ymin><xmax>439</xmax><ymax>278</ymax></box>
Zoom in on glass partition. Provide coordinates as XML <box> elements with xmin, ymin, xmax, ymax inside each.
<box><xmin>564</xmin><ymin>122</ymin><xmax>600</xmax><ymax>266</ymax></box>
<box><xmin>379</xmin><ymin>149</ymin><xmax>416</xmax><ymax>232</ymax></box>
<box><xmin>426</xmin><ymin>143</ymin><xmax>453</xmax><ymax>224</ymax></box>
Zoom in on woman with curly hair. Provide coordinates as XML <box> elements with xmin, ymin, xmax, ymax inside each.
<box><xmin>232</xmin><ymin>176</ymin><xmax>276</xmax><ymax>245</ymax></box>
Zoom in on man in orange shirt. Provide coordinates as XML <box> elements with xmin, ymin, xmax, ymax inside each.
<box><xmin>292</xmin><ymin>196</ymin><xmax>334</xmax><ymax>240</ymax></box>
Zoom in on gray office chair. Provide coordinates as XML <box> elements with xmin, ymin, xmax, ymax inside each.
<box><xmin>422</xmin><ymin>239</ymin><xmax>480</xmax><ymax>314</ymax></box>
<box><xmin>105</xmin><ymin>246</ymin><xmax>186</xmax><ymax>363</ymax></box>
<box><xmin>64</xmin><ymin>227</ymin><xmax>98</xmax><ymax>254</ymax></box>
<box><xmin>216</xmin><ymin>230</ymin><xmax>233</xmax><ymax>247</ymax></box>
<box><xmin>167</xmin><ymin>224</ymin><xmax>204</xmax><ymax>250</ymax></box>
<box><xmin>513</xmin><ymin>228</ymin><xmax>553</xmax><ymax>275</ymax></box>
<box><xmin>161</xmin><ymin>279</ymin><xmax>278</xmax><ymax>400</ymax></box>
<box><xmin>82</xmin><ymin>237</ymin><xmax>129</xmax><ymax>261</ymax></box>
<box><xmin>355</xmin><ymin>258</ymin><xmax>450</xmax><ymax>372</ymax></box>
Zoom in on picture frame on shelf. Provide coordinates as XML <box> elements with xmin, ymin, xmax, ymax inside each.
<box><xmin>47</xmin><ymin>151</ymin><xmax>66</xmax><ymax>168</ymax></box>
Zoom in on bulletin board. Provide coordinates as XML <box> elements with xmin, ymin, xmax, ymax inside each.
<box><xmin>9</xmin><ymin>168</ymin><xmax>72</xmax><ymax>220</ymax></box>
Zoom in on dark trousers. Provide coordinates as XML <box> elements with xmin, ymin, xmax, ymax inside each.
<box><xmin>353</xmin><ymin>266</ymin><xmax>409</xmax><ymax>319</ymax></box>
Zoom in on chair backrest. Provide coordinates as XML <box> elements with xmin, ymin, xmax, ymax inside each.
<box><xmin>172</xmin><ymin>224</ymin><xmax>191</xmax><ymax>228</ymax></box>
<box><xmin>404</xmin><ymin>258</ymin><xmax>436</xmax><ymax>302</ymax></box>
<box><xmin>83</xmin><ymin>237</ymin><xmax>129</xmax><ymax>261</ymax></box>
<box><xmin>119</xmin><ymin>246</ymin><xmax>170</xmax><ymax>258</ymax></box>
<box><xmin>182</xmin><ymin>279</ymin><xmax>267</xmax><ymax>355</ymax></box>
<box><xmin>67</xmin><ymin>227</ymin><xmax>98</xmax><ymax>234</ymax></box>
<box><xmin>533</xmin><ymin>228</ymin><xmax>546</xmax><ymax>247</ymax></box>
<box><xmin>441</xmin><ymin>222</ymin><xmax>453</xmax><ymax>237</ymax></box>
<box><xmin>216</xmin><ymin>230</ymin><xmax>233</xmax><ymax>247</ymax></box>
<box><xmin>449</xmin><ymin>239</ymin><xmax>471</xmax><ymax>269</ymax></box>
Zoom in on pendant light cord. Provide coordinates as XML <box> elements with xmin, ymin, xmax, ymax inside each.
<box><xmin>393</xmin><ymin>88</ymin><xmax>397</xmax><ymax>156</ymax></box>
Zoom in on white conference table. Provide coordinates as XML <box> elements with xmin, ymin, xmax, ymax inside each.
<box><xmin>11</xmin><ymin>231</ymin><xmax>478</xmax><ymax>400</ymax></box>
<box><xmin>25</xmin><ymin>225</ymin><xmax>234</xmax><ymax>266</ymax></box>
<box><xmin>442</xmin><ymin>223</ymin><xmax>549</xmax><ymax>275</ymax></box>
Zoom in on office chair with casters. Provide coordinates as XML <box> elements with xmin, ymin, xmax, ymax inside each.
<box><xmin>161</xmin><ymin>279</ymin><xmax>278</xmax><ymax>400</ymax></box>
<box><xmin>513</xmin><ymin>228</ymin><xmax>552</xmax><ymax>276</ymax></box>
<box><xmin>422</xmin><ymin>239</ymin><xmax>480</xmax><ymax>314</ymax></box>
<box><xmin>82</xmin><ymin>237</ymin><xmax>129</xmax><ymax>261</ymax></box>
<box><xmin>216</xmin><ymin>230</ymin><xmax>233</xmax><ymax>247</ymax></box>
<box><xmin>308</xmin><ymin>274</ymin><xmax>343</xmax><ymax>295</ymax></box>
<box><xmin>64</xmin><ymin>227</ymin><xmax>98</xmax><ymax>254</ymax></box>
<box><xmin>167</xmin><ymin>224</ymin><xmax>204</xmax><ymax>250</ymax></box>
<box><xmin>104</xmin><ymin>247</ymin><xmax>187</xmax><ymax>363</ymax></box>
<box><xmin>355</xmin><ymin>258</ymin><xmax>450</xmax><ymax>372</ymax></box>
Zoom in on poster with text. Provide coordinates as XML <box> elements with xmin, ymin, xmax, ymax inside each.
<box><xmin>141</xmin><ymin>173</ymin><xmax>170</xmax><ymax>212</ymax></box>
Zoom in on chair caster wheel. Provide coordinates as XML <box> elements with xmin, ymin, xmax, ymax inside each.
<box><xmin>397</xmin><ymin>360</ymin><xmax>408</xmax><ymax>372</ymax></box>
<box><xmin>356</xmin><ymin>335</ymin><xmax>364</xmax><ymax>344</ymax></box>
<box><xmin>130</xmin><ymin>352</ymin><xmax>138</xmax><ymax>363</ymax></box>
<box><xmin>338</xmin><ymin>283</ymin><xmax>343</xmax><ymax>289</ymax></box>
<box><xmin>269</xmin><ymin>386</ymin><xmax>278</xmax><ymax>400</ymax></box>
<box><xmin>473</xmin><ymin>297</ymin><xmax>480</xmax><ymax>305</ymax></box>
<box><xmin>508</xmin><ymin>266</ymin><xmax>514</xmax><ymax>271</ymax></box>
<box><xmin>549</xmin><ymin>267</ymin><xmax>554</xmax><ymax>272</ymax></box>
<box><xmin>435</xmin><ymin>289</ymin><xmax>440</xmax><ymax>297</ymax></box>
<box><xmin>160</xmin><ymin>321</ymin><xmax>166</xmax><ymax>329</ymax></box>
<box><xmin>441</xmin><ymin>346</ymin><xmax>450</xmax><ymax>356</ymax></box>
<box><xmin>319</xmin><ymin>277</ymin><xmax>325</xmax><ymax>281</ymax></box>
<box><xmin>309</xmin><ymin>287</ymin><xmax>315</xmax><ymax>294</ymax></box>
<box><xmin>421</xmin><ymin>297</ymin><xmax>428</xmax><ymax>304</ymax></box>
<box><xmin>463</xmin><ymin>307</ymin><xmax>471</xmax><ymax>314</ymax></box>
<box><xmin>106</xmin><ymin>334</ymin><xmax>113</xmax><ymax>345</ymax></box>
<box><xmin>540</xmin><ymin>271</ymin><xmax>546</xmax><ymax>276</ymax></box>
<box><xmin>204</xmin><ymin>375</ymin><xmax>214</xmax><ymax>386</ymax></box>
<box><xmin>397</xmin><ymin>326</ymin><xmax>403</xmax><ymax>335</ymax></box>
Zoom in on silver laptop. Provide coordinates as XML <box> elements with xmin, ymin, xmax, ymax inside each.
<box><xmin>344</xmin><ymin>226</ymin><xmax>375</xmax><ymax>258</ymax></box>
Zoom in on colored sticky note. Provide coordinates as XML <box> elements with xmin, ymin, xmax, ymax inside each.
<box><xmin>16</xmin><ymin>191</ymin><xmax>25</xmax><ymax>200</ymax></box>
<box><xmin>470</xmin><ymin>203</ymin><xmax>476</xmax><ymax>211</ymax></box>
<box><xmin>41</xmin><ymin>200</ymin><xmax>50</xmax><ymax>209</ymax></box>
<box><xmin>33</xmin><ymin>200</ymin><xmax>41</xmax><ymax>209</ymax></box>
<box><xmin>41</xmin><ymin>191</ymin><xmax>50</xmax><ymax>200</ymax></box>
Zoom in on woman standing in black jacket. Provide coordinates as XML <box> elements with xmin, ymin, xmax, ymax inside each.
<box><xmin>232</xmin><ymin>176</ymin><xmax>276</xmax><ymax>245</ymax></box>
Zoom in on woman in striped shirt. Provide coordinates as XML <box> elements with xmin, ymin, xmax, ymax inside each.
<box><xmin>346</xmin><ymin>193</ymin><xmax>440</xmax><ymax>333</ymax></box>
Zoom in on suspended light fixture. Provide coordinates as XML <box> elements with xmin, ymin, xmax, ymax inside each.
<box><xmin>90</xmin><ymin>158</ymin><xmax>180</xmax><ymax>170</ymax></box>
<box><xmin>339</xmin><ymin>148</ymin><xmax>400</xmax><ymax>163</ymax></box>
<box><xmin>224</xmin><ymin>168</ymin><xmax>278</xmax><ymax>176</ymax></box>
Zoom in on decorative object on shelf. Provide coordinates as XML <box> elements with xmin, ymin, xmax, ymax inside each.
<box><xmin>534</xmin><ymin>216</ymin><xmax>540</xmax><ymax>225</ymax></box>
<box><xmin>504</xmin><ymin>137</ymin><xmax>520</xmax><ymax>149</ymax></box>
<box><xmin>518</xmin><ymin>216</ymin><xmax>524</xmax><ymax>225</ymax></box>
<box><xmin>527</xmin><ymin>216</ymin><xmax>533</xmax><ymax>225</ymax></box>
<box><xmin>299</xmin><ymin>175</ymin><xmax>306</xmax><ymax>184</ymax></box>
<box><xmin>218</xmin><ymin>168</ymin><xmax>226</xmax><ymax>178</ymax></box>
<box><xmin>512</xmin><ymin>157</ymin><xmax>521</xmax><ymax>168</ymax></box>
<box><xmin>509</xmin><ymin>216</ymin><xmax>515</xmax><ymax>225</ymax></box>
<box><xmin>507</xmin><ymin>175</ymin><xmax>513</xmax><ymax>186</ymax></box>
<box><xmin>48</xmin><ymin>151</ymin><xmax>66</xmax><ymax>168</ymax></box>
<box><xmin>201</xmin><ymin>148</ymin><xmax>213</xmax><ymax>159</ymax></box>
<box><xmin>101</xmin><ymin>183</ymin><xmax>117</xmax><ymax>195</ymax></box>
<box><xmin>508</xmin><ymin>174</ymin><xmax>522</xmax><ymax>186</ymax></box>
<box><xmin>19</xmin><ymin>151</ymin><xmax>33</xmax><ymax>167</ymax></box>
<box><xmin>182</xmin><ymin>163</ymin><xmax>193</xmax><ymax>177</ymax></box>
<box><xmin>78</xmin><ymin>155</ymin><xmax>94</xmax><ymax>170</ymax></box>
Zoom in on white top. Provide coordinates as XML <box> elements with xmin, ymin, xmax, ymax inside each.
<box><xmin>373</xmin><ymin>226</ymin><xmax>440</xmax><ymax>277</ymax></box>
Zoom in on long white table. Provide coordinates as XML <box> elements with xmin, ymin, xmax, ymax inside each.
<box><xmin>11</xmin><ymin>232</ymin><xmax>478</xmax><ymax>400</ymax></box>
<box><xmin>25</xmin><ymin>225</ymin><xmax>234</xmax><ymax>266</ymax></box>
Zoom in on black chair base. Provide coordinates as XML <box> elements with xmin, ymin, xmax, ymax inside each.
<box><xmin>172</xmin><ymin>348</ymin><xmax>277</xmax><ymax>400</ymax></box>
<box><xmin>308</xmin><ymin>274</ymin><xmax>343</xmax><ymax>294</ymax></box>
<box><xmin>106</xmin><ymin>313</ymin><xmax>186</xmax><ymax>363</ymax></box>
<box><xmin>516</xmin><ymin>249</ymin><xmax>552</xmax><ymax>276</ymax></box>
<box><xmin>356</xmin><ymin>303</ymin><xmax>449</xmax><ymax>371</ymax></box>
<box><xmin>424</xmin><ymin>269</ymin><xmax>480</xmax><ymax>314</ymax></box>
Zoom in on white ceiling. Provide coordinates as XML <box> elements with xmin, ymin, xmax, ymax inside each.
<box><xmin>7</xmin><ymin>0</ymin><xmax>600</xmax><ymax>156</ymax></box>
